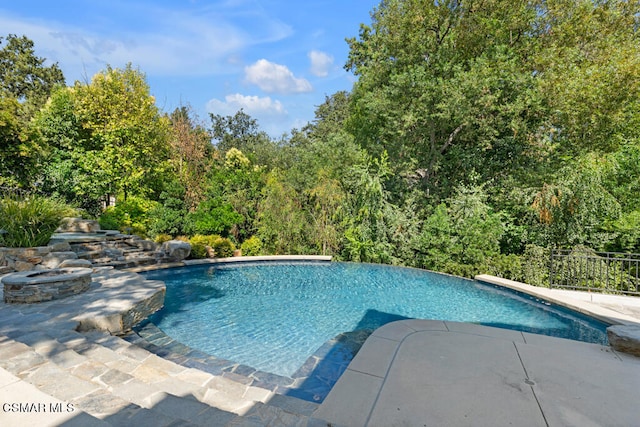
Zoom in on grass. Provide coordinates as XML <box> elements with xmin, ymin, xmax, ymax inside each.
<box><xmin>0</xmin><ymin>191</ymin><xmax>76</xmax><ymax>247</ymax></box>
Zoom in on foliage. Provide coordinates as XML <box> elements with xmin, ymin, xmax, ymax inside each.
<box><xmin>345</xmin><ymin>0</ymin><xmax>545</xmax><ymax>199</ymax></box>
<box><xmin>411</xmin><ymin>183</ymin><xmax>504</xmax><ymax>277</ymax></box>
<box><xmin>98</xmin><ymin>196</ymin><xmax>159</xmax><ymax>237</ymax></box>
<box><xmin>257</xmin><ymin>171</ymin><xmax>309</xmax><ymax>254</ymax></box>
<box><xmin>520</xmin><ymin>244</ymin><xmax>550</xmax><ymax>287</ymax></box>
<box><xmin>168</xmin><ymin>106</ymin><xmax>213</xmax><ymax>210</ymax></box>
<box><xmin>188</xmin><ymin>234</ymin><xmax>218</xmax><ymax>259</ymax></box>
<box><xmin>531</xmin><ymin>154</ymin><xmax>621</xmax><ymax>249</ymax></box>
<box><xmin>210</xmin><ymin>236</ymin><xmax>236</xmax><ymax>258</ymax></box>
<box><xmin>0</xmin><ymin>34</ymin><xmax>65</xmax><ymax>116</ymax></box>
<box><xmin>154</xmin><ymin>233</ymin><xmax>173</xmax><ymax>244</ymax></box>
<box><xmin>0</xmin><ymin>95</ymin><xmax>40</xmax><ymax>187</ymax></box>
<box><xmin>146</xmin><ymin>180</ymin><xmax>189</xmax><ymax>237</ymax></box>
<box><xmin>240</xmin><ymin>236</ymin><xmax>262</xmax><ymax>256</ymax></box>
<box><xmin>0</xmin><ymin>191</ymin><xmax>75</xmax><ymax>247</ymax></box>
<box><xmin>189</xmin><ymin>234</ymin><xmax>236</xmax><ymax>259</ymax></box>
<box><xmin>185</xmin><ymin>198</ymin><xmax>243</xmax><ymax>237</ymax></box>
<box><xmin>71</xmin><ymin>64</ymin><xmax>171</xmax><ymax>201</ymax></box>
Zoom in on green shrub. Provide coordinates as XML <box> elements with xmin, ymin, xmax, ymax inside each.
<box><xmin>187</xmin><ymin>234</ymin><xmax>236</xmax><ymax>259</ymax></box>
<box><xmin>486</xmin><ymin>254</ymin><xmax>523</xmax><ymax>282</ymax></box>
<box><xmin>154</xmin><ymin>233</ymin><xmax>173</xmax><ymax>244</ymax></box>
<box><xmin>0</xmin><ymin>192</ymin><xmax>75</xmax><ymax>247</ymax></box>
<box><xmin>241</xmin><ymin>236</ymin><xmax>262</xmax><ymax>256</ymax></box>
<box><xmin>211</xmin><ymin>236</ymin><xmax>236</xmax><ymax>258</ymax></box>
<box><xmin>98</xmin><ymin>196</ymin><xmax>159</xmax><ymax>237</ymax></box>
<box><xmin>189</xmin><ymin>234</ymin><xmax>218</xmax><ymax>259</ymax></box>
<box><xmin>521</xmin><ymin>244</ymin><xmax>550</xmax><ymax>286</ymax></box>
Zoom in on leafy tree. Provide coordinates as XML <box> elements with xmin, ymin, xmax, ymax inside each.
<box><xmin>0</xmin><ymin>34</ymin><xmax>65</xmax><ymax>187</ymax></box>
<box><xmin>341</xmin><ymin>152</ymin><xmax>417</xmax><ymax>264</ymax></box>
<box><xmin>307</xmin><ymin>174</ymin><xmax>344</xmax><ymax>256</ymax></box>
<box><xmin>0</xmin><ymin>34</ymin><xmax>65</xmax><ymax>117</ymax></box>
<box><xmin>303</xmin><ymin>91</ymin><xmax>351</xmax><ymax>141</ymax></box>
<box><xmin>147</xmin><ymin>179</ymin><xmax>189</xmax><ymax>237</ymax></box>
<box><xmin>412</xmin><ymin>183</ymin><xmax>504</xmax><ymax>276</ymax></box>
<box><xmin>533</xmin><ymin>0</ymin><xmax>640</xmax><ymax>155</ymax></box>
<box><xmin>345</xmin><ymin>0</ymin><xmax>543</xmax><ymax>199</ymax></box>
<box><xmin>257</xmin><ymin>171</ymin><xmax>308</xmax><ymax>254</ymax></box>
<box><xmin>531</xmin><ymin>154</ymin><xmax>621</xmax><ymax>249</ymax></box>
<box><xmin>185</xmin><ymin>198</ymin><xmax>243</xmax><ymax>237</ymax></box>
<box><xmin>33</xmin><ymin>87</ymin><xmax>104</xmax><ymax>213</ymax></box>
<box><xmin>0</xmin><ymin>95</ymin><xmax>38</xmax><ymax>187</ymax></box>
<box><xmin>72</xmin><ymin>64</ymin><xmax>171</xmax><ymax>201</ymax></box>
<box><xmin>210</xmin><ymin>109</ymin><xmax>277</xmax><ymax>163</ymax></box>
<box><xmin>168</xmin><ymin>106</ymin><xmax>214</xmax><ymax>210</ymax></box>
<box><xmin>205</xmin><ymin>148</ymin><xmax>265</xmax><ymax>242</ymax></box>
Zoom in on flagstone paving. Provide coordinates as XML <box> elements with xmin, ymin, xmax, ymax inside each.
<box><xmin>0</xmin><ymin>267</ymin><xmax>318</xmax><ymax>426</ymax></box>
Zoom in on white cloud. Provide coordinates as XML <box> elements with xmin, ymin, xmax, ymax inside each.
<box><xmin>206</xmin><ymin>93</ymin><xmax>286</xmax><ymax>116</ymax></box>
<box><xmin>308</xmin><ymin>50</ymin><xmax>334</xmax><ymax>77</ymax></box>
<box><xmin>244</xmin><ymin>59</ymin><xmax>312</xmax><ymax>94</ymax></box>
<box><xmin>0</xmin><ymin>3</ymin><xmax>294</xmax><ymax>81</ymax></box>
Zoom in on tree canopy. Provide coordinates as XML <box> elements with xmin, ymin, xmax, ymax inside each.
<box><xmin>2</xmin><ymin>8</ymin><xmax>640</xmax><ymax>285</ymax></box>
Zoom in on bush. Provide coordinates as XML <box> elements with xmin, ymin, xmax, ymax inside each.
<box><xmin>189</xmin><ymin>234</ymin><xmax>218</xmax><ymax>259</ymax></box>
<box><xmin>241</xmin><ymin>236</ymin><xmax>263</xmax><ymax>256</ymax></box>
<box><xmin>188</xmin><ymin>234</ymin><xmax>236</xmax><ymax>259</ymax></box>
<box><xmin>521</xmin><ymin>244</ymin><xmax>550</xmax><ymax>286</ymax></box>
<box><xmin>0</xmin><ymin>192</ymin><xmax>75</xmax><ymax>247</ymax></box>
<box><xmin>211</xmin><ymin>236</ymin><xmax>236</xmax><ymax>258</ymax></box>
<box><xmin>486</xmin><ymin>254</ymin><xmax>523</xmax><ymax>282</ymax></box>
<box><xmin>98</xmin><ymin>196</ymin><xmax>159</xmax><ymax>237</ymax></box>
<box><xmin>154</xmin><ymin>233</ymin><xmax>173</xmax><ymax>244</ymax></box>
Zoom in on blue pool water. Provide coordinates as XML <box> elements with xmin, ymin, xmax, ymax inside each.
<box><xmin>142</xmin><ymin>262</ymin><xmax>608</xmax><ymax>378</ymax></box>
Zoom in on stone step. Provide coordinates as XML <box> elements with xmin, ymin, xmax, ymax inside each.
<box><xmin>76</xmin><ymin>250</ymin><xmax>105</xmax><ymax>260</ymax></box>
<box><xmin>0</xmin><ymin>334</ymin><xmax>220</xmax><ymax>426</ymax></box>
<box><xmin>92</xmin><ymin>260</ymin><xmax>158</xmax><ymax>269</ymax></box>
<box><xmin>2</xmin><ymin>330</ymin><xmax>318</xmax><ymax>426</ymax></box>
<box><xmin>2</xmin><ymin>318</ymin><xmax>318</xmax><ymax>426</ymax></box>
<box><xmin>63</xmin><ymin>333</ymin><xmax>263</xmax><ymax>418</ymax></box>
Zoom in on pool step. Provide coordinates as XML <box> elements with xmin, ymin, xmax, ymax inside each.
<box><xmin>0</xmin><ymin>330</ymin><xmax>319</xmax><ymax>426</ymax></box>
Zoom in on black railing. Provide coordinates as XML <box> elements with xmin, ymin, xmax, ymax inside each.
<box><xmin>550</xmin><ymin>249</ymin><xmax>640</xmax><ymax>295</ymax></box>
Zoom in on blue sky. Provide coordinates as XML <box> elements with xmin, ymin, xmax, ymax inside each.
<box><xmin>0</xmin><ymin>0</ymin><xmax>376</xmax><ymax>136</ymax></box>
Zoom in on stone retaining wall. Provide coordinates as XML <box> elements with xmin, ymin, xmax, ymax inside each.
<box><xmin>0</xmin><ymin>242</ymin><xmax>78</xmax><ymax>272</ymax></box>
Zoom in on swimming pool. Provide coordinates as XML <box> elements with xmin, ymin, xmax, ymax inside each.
<box><xmin>141</xmin><ymin>261</ymin><xmax>608</xmax><ymax>379</ymax></box>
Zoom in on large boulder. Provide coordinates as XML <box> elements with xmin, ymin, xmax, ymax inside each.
<box><xmin>161</xmin><ymin>240</ymin><xmax>191</xmax><ymax>261</ymax></box>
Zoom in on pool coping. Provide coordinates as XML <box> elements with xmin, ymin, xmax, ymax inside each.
<box><xmin>475</xmin><ymin>274</ymin><xmax>640</xmax><ymax>327</ymax></box>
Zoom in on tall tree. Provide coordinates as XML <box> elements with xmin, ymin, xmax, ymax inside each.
<box><xmin>72</xmin><ymin>64</ymin><xmax>170</xmax><ymax>201</ymax></box>
<box><xmin>533</xmin><ymin>0</ymin><xmax>640</xmax><ymax>155</ymax></box>
<box><xmin>0</xmin><ymin>34</ymin><xmax>65</xmax><ymax>187</ymax></box>
<box><xmin>168</xmin><ymin>106</ymin><xmax>213</xmax><ymax>211</ymax></box>
<box><xmin>346</xmin><ymin>0</ymin><xmax>543</xmax><ymax>199</ymax></box>
<box><xmin>0</xmin><ymin>34</ymin><xmax>65</xmax><ymax>117</ymax></box>
<box><xmin>36</xmin><ymin>64</ymin><xmax>170</xmax><ymax>210</ymax></box>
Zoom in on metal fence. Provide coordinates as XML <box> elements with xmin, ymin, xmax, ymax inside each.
<box><xmin>550</xmin><ymin>249</ymin><xmax>640</xmax><ymax>295</ymax></box>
